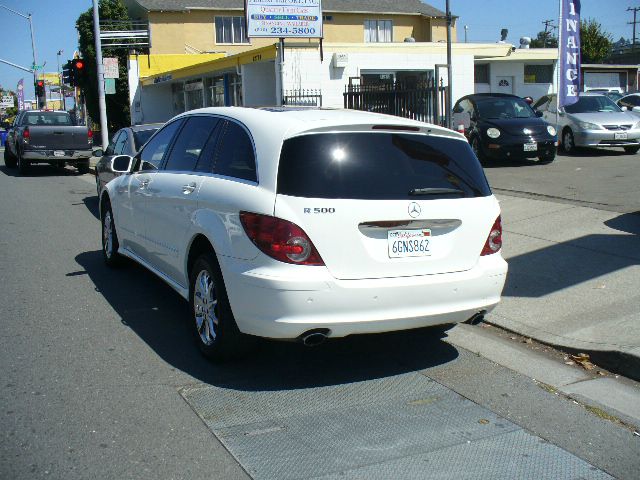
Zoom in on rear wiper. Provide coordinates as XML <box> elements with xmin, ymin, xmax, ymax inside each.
<box><xmin>409</xmin><ymin>187</ymin><xmax>465</xmax><ymax>196</ymax></box>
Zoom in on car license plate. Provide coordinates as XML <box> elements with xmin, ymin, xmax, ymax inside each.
<box><xmin>53</xmin><ymin>150</ymin><xmax>65</xmax><ymax>157</ymax></box>
<box><xmin>523</xmin><ymin>143</ymin><xmax>537</xmax><ymax>152</ymax></box>
<box><xmin>614</xmin><ymin>132</ymin><xmax>627</xmax><ymax>140</ymax></box>
<box><xmin>388</xmin><ymin>229</ymin><xmax>432</xmax><ymax>258</ymax></box>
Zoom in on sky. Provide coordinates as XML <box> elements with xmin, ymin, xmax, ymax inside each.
<box><xmin>0</xmin><ymin>0</ymin><xmax>638</xmax><ymax>100</ymax></box>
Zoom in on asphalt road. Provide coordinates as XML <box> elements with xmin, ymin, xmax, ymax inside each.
<box><xmin>0</xmin><ymin>158</ymin><xmax>638</xmax><ymax>479</ymax></box>
<box><xmin>483</xmin><ymin>149</ymin><xmax>640</xmax><ymax>214</ymax></box>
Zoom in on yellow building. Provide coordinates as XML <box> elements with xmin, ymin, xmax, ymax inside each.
<box><xmin>124</xmin><ymin>0</ymin><xmax>457</xmax><ymax>55</ymax></box>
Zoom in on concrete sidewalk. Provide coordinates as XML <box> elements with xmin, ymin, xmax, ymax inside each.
<box><xmin>488</xmin><ymin>193</ymin><xmax>640</xmax><ymax>380</ymax></box>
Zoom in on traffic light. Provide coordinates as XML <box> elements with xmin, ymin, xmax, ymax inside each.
<box><xmin>71</xmin><ymin>58</ymin><xmax>86</xmax><ymax>85</ymax></box>
<box><xmin>35</xmin><ymin>80</ymin><xmax>46</xmax><ymax>108</ymax></box>
<box><xmin>62</xmin><ymin>60</ymin><xmax>75</xmax><ymax>87</ymax></box>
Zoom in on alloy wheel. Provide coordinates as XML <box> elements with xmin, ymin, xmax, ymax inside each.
<box><xmin>103</xmin><ymin>211</ymin><xmax>113</xmax><ymax>259</ymax></box>
<box><xmin>193</xmin><ymin>269</ymin><xmax>219</xmax><ymax>346</ymax></box>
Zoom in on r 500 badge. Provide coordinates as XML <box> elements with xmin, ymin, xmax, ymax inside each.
<box><xmin>304</xmin><ymin>208</ymin><xmax>336</xmax><ymax>214</ymax></box>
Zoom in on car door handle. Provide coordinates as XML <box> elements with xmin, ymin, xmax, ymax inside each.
<box><xmin>137</xmin><ymin>179</ymin><xmax>149</xmax><ymax>189</ymax></box>
<box><xmin>182</xmin><ymin>182</ymin><xmax>197</xmax><ymax>194</ymax></box>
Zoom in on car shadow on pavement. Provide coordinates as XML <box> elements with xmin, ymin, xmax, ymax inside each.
<box><xmin>503</xmin><ymin>231</ymin><xmax>640</xmax><ymax>298</ymax></box>
<box><xmin>74</xmin><ymin>250</ymin><xmax>459</xmax><ymax>391</ymax></box>
<box><xmin>604</xmin><ymin>211</ymin><xmax>640</xmax><ymax>235</ymax></box>
<box><xmin>82</xmin><ymin>195</ymin><xmax>100</xmax><ymax>220</ymax></box>
<box><xmin>0</xmin><ymin>163</ymin><xmax>83</xmax><ymax>177</ymax></box>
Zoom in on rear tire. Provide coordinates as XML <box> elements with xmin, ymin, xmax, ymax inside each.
<box><xmin>77</xmin><ymin>161</ymin><xmax>90</xmax><ymax>174</ymax></box>
<box><xmin>101</xmin><ymin>200</ymin><xmax>122</xmax><ymax>267</ymax></box>
<box><xmin>17</xmin><ymin>150</ymin><xmax>29</xmax><ymax>175</ymax></box>
<box><xmin>189</xmin><ymin>252</ymin><xmax>255</xmax><ymax>361</ymax></box>
<box><xmin>4</xmin><ymin>147</ymin><xmax>17</xmax><ymax>168</ymax></box>
<box><xmin>624</xmin><ymin>146</ymin><xmax>640</xmax><ymax>155</ymax></box>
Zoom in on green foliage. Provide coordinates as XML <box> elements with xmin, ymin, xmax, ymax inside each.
<box><xmin>530</xmin><ymin>31</ymin><xmax>558</xmax><ymax>49</ymax></box>
<box><xmin>580</xmin><ymin>18</ymin><xmax>612</xmax><ymax>64</ymax></box>
<box><xmin>76</xmin><ymin>0</ymin><xmax>131</xmax><ymax>133</ymax></box>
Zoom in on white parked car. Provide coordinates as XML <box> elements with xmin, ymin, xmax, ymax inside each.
<box><xmin>99</xmin><ymin>107</ymin><xmax>507</xmax><ymax>360</ymax></box>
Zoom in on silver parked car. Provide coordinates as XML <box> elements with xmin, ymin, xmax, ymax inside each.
<box><xmin>533</xmin><ymin>93</ymin><xmax>640</xmax><ymax>154</ymax></box>
<box><xmin>94</xmin><ymin>124</ymin><xmax>160</xmax><ymax>195</ymax></box>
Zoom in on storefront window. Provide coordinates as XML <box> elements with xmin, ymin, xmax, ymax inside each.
<box><xmin>206</xmin><ymin>76</ymin><xmax>225</xmax><ymax>107</ymax></box>
<box><xmin>185</xmin><ymin>79</ymin><xmax>204</xmax><ymax>111</ymax></box>
<box><xmin>172</xmin><ymin>83</ymin><xmax>185</xmax><ymax>114</ymax></box>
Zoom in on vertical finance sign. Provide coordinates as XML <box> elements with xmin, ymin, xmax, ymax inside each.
<box><xmin>558</xmin><ymin>0</ymin><xmax>581</xmax><ymax>107</ymax></box>
<box><xmin>246</xmin><ymin>0</ymin><xmax>323</xmax><ymax>38</ymax></box>
<box><xmin>16</xmin><ymin>79</ymin><xmax>24</xmax><ymax>111</ymax></box>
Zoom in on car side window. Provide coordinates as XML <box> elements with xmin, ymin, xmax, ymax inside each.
<box><xmin>113</xmin><ymin>131</ymin><xmax>128</xmax><ymax>155</ymax></box>
<box><xmin>164</xmin><ymin>116</ymin><xmax>220</xmax><ymax>172</ymax></box>
<box><xmin>626</xmin><ymin>96</ymin><xmax>640</xmax><ymax>107</ymax></box>
<box><xmin>213</xmin><ymin>121</ymin><xmax>257</xmax><ymax>182</ymax></box>
<box><xmin>137</xmin><ymin>119</ymin><xmax>183</xmax><ymax>171</ymax></box>
<box><xmin>105</xmin><ymin>132</ymin><xmax>120</xmax><ymax>156</ymax></box>
<box><xmin>121</xmin><ymin>135</ymin><xmax>131</xmax><ymax>155</ymax></box>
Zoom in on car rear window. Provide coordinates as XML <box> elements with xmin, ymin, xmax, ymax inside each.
<box><xmin>277</xmin><ymin>132</ymin><xmax>491</xmax><ymax>200</ymax></box>
<box><xmin>23</xmin><ymin>112</ymin><xmax>73</xmax><ymax>126</ymax></box>
<box><xmin>133</xmin><ymin>128</ymin><xmax>158</xmax><ymax>150</ymax></box>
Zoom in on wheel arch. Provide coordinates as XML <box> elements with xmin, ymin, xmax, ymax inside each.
<box><xmin>186</xmin><ymin>234</ymin><xmax>217</xmax><ymax>281</ymax></box>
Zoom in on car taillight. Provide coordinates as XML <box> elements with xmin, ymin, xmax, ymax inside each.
<box><xmin>456</xmin><ymin>124</ymin><xmax>465</xmax><ymax>135</ymax></box>
<box><xmin>481</xmin><ymin>216</ymin><xmax>502</xmax><ymax>256</ymax></box>
<box><xmin>22</xmin><ymin>127</ymin><xmax>30</xmax><ymax>143</ymax></box>
<box><xmin>239</xmin><ymin>211</ymin><xmax>324</xmax><ymax>266</ymax></box>
<box><xmin>88</xmin><ymin>129</ymin><xmax>93</xmax><ymax>144</ymax></box>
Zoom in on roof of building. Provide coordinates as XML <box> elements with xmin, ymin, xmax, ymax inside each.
<box><xmin>127</xmin><ymin>0</ymin><xmax>446</xmax><ymax>16</ymax></box>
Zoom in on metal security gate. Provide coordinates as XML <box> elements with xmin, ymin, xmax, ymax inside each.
<box><xmin>343</xmin><ymin>79</ymin><xmax>448</xmax><ymax>126</ymax></box>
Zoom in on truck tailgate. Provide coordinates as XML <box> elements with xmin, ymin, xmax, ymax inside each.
<box><xmin>27</xmin><ymin>126</ymin><xmax>91</xmax><ymax>150</ymax></box>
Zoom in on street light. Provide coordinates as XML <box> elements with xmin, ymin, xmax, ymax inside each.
<box><xmin>57</xmin><ymin>49</ymin><xmax>64</xmax><ymax>110</ymax></box>
<box><xmin>0</xmin><ymin>4</ymin><xmax>39</xmax><ymax>106</ymax></box>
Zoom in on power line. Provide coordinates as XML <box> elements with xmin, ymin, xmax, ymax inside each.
<box><xmin>542</xmin><ymin>19</ymin><xmax>556</xmax><ymax>47</ymax></box>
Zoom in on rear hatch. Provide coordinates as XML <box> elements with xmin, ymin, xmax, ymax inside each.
<box><xmin>274</xmin><ymin>129</ymin><xmax>499</xmax><ymax>280</ymax></box>
<box><xmin>28</xmin><ymin>125</ymin><xmax>91</xmax><ymax>150</ymax></box>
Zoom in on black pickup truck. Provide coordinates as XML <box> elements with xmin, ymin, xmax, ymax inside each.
<box><xmin>4</xmin><ymin>110</ymin><xmax>93</xmax><ymax>175</ymax></box>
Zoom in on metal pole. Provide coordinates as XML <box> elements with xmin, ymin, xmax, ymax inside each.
<box><xmin>57</xmin><ymin>50</ymin><xmax>64</xmax><ymax>110</ymax></box>
<box><xmin>464</xmin><ymin>25</ymin><xmax>468</xmax><ymax>43</ymax></box>
<box><xmin>92</xmin><ymin>0</ymin><xmax>109</xmax><ymax>148</ymax></box>
<box><xmin>445</xmin><ymin>0</ymin><xmax>453</xmax><ymax>129</ymax></box>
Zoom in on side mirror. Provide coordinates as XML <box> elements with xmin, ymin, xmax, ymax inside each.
<box><xmin>111</xmin><ymin>155</ymin><xmax>133</xmax><ymax>173</ymax></box>
<box><xmin>620</xmin><ymin>106</ymin><xmax>628</xmax><ymax>111</ymax></box>
<box><xmin>535</xmin><ymin>110</ymin><xmax>543</xmax><ymax>117</ymax></box>
<box><xmin>93</xmin><ymin>148</ymin><xmax>103</xmax><ymax>157</ymax></box>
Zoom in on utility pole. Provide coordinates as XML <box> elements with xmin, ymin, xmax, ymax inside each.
<box><xmin>628</xmin><ymin>6</ymin><xmax>640</xmax><ymax>51</ymax></box>
<box><xmin>542</xmin><ymin>19</ymin><xmax>555</xmax><ymax>48</ymax></box>
<box><xmin>92</xmin><ymin>0</ymin><xmax>109</xmax><ymax>148</ymax></box>
<box><xmin>445</xmin><ymin>0</ymin><xmax>453</xmax><ymax>129</ymax></box>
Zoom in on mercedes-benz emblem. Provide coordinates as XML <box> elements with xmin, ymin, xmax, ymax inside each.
<box><xmin>408</xmin><ymin>202</ymin><xmax>421</xmax><ymax>218</ymax></box>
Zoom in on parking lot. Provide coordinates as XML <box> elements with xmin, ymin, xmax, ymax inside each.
<box><xmin>1</xmin><ymin>147</ymin><xmax>639</xmax><ymax>479</ymax></box>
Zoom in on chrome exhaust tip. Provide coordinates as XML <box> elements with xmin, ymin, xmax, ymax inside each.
<box><xmin>298</xmin><ymin>328</ymin><xmax>330</xmax><ymax>347</ymax></box>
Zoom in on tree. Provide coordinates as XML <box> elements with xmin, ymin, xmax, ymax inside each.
<box><xmin>76</xmin><ymin>0</ymin><xmax>131</xmax><ymax>133</ymax></box>
<box><xmin>530</xmin><ymin>31</ymin><xmax>558</xmax><ymax>48</ymax></box>
<box><xmin>580</xmin><ymin>18</ymin><xmax>612</xmax><ymax>63</ymax></box>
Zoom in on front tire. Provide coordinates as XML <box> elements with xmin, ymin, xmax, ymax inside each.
<box><xmin>538</xmin><ymin>152</ymin><xmax>556</xmax><ymax>164</ymax></box>
<box><xmin>101</xmin><ymin>200</ymin><xmax>122</xmax><ymax>267</ymax></box>
<box><xmin>624</xmin><ymin>145</ymin><xmax>640</xmax><ymax>155</ymax></box>
<box><xmin>471</xmin><ymin>136</ymin><xmax>486</xmax><ymax>162</ymax></box>
<box><xmin>189</xmin><ymin>252</ymin><xmax>255</xmax><ymax>361</ymax></box>
<box><xmin>4</xmin><ymin>147</ymin><xmax>17</xmax><ymax>168</ymax></box>
<box><xmin>562</xmin><ymin>129</ymin><xmax>576</xmax><ymax>154</ymax></box>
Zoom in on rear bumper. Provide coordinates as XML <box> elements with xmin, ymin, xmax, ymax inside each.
<box><xmin>221</xmin><ymin>254</ymin><xmax>508</xmax><ymax>339</ymax></box>
<box><xmin>21</xmin><ymin>149</ymin><xmax>92</xmax><ymax>163</ymax></box>
<box><xmin>574</xmin><ymin>129</ymin><xmax>640</xmax><ymax>148</ymax></box>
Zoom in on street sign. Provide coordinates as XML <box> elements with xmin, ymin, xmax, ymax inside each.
<box><xmin>246</xmin><ymin>0</ymin><xmax>323</xmax><ymax>38</ymax></box>
<box><xmin>104</xmin><ymin>78</ymin><xmax>116</xmax><ymax>95</ymax></box>
<box><xmin>0</xmin><ymin>95</ymin><xmax>14</xmax><ymax>108</ymax></box>
<box><xmin>103</xmin><ymin>58</ymin><xmax>119</xmax><ymax>79</ymax></box>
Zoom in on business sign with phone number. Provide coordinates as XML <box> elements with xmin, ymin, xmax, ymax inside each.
<box><xmin>246</xmin><ymin>0</ymin><xmax>323</xmax><ymax>38</ymax></box>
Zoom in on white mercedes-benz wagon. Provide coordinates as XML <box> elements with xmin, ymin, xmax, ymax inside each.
<box><xmin>99</xmin><ymin>107</ymin><xmax>507</xmax><ymax>359</ymax></box>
